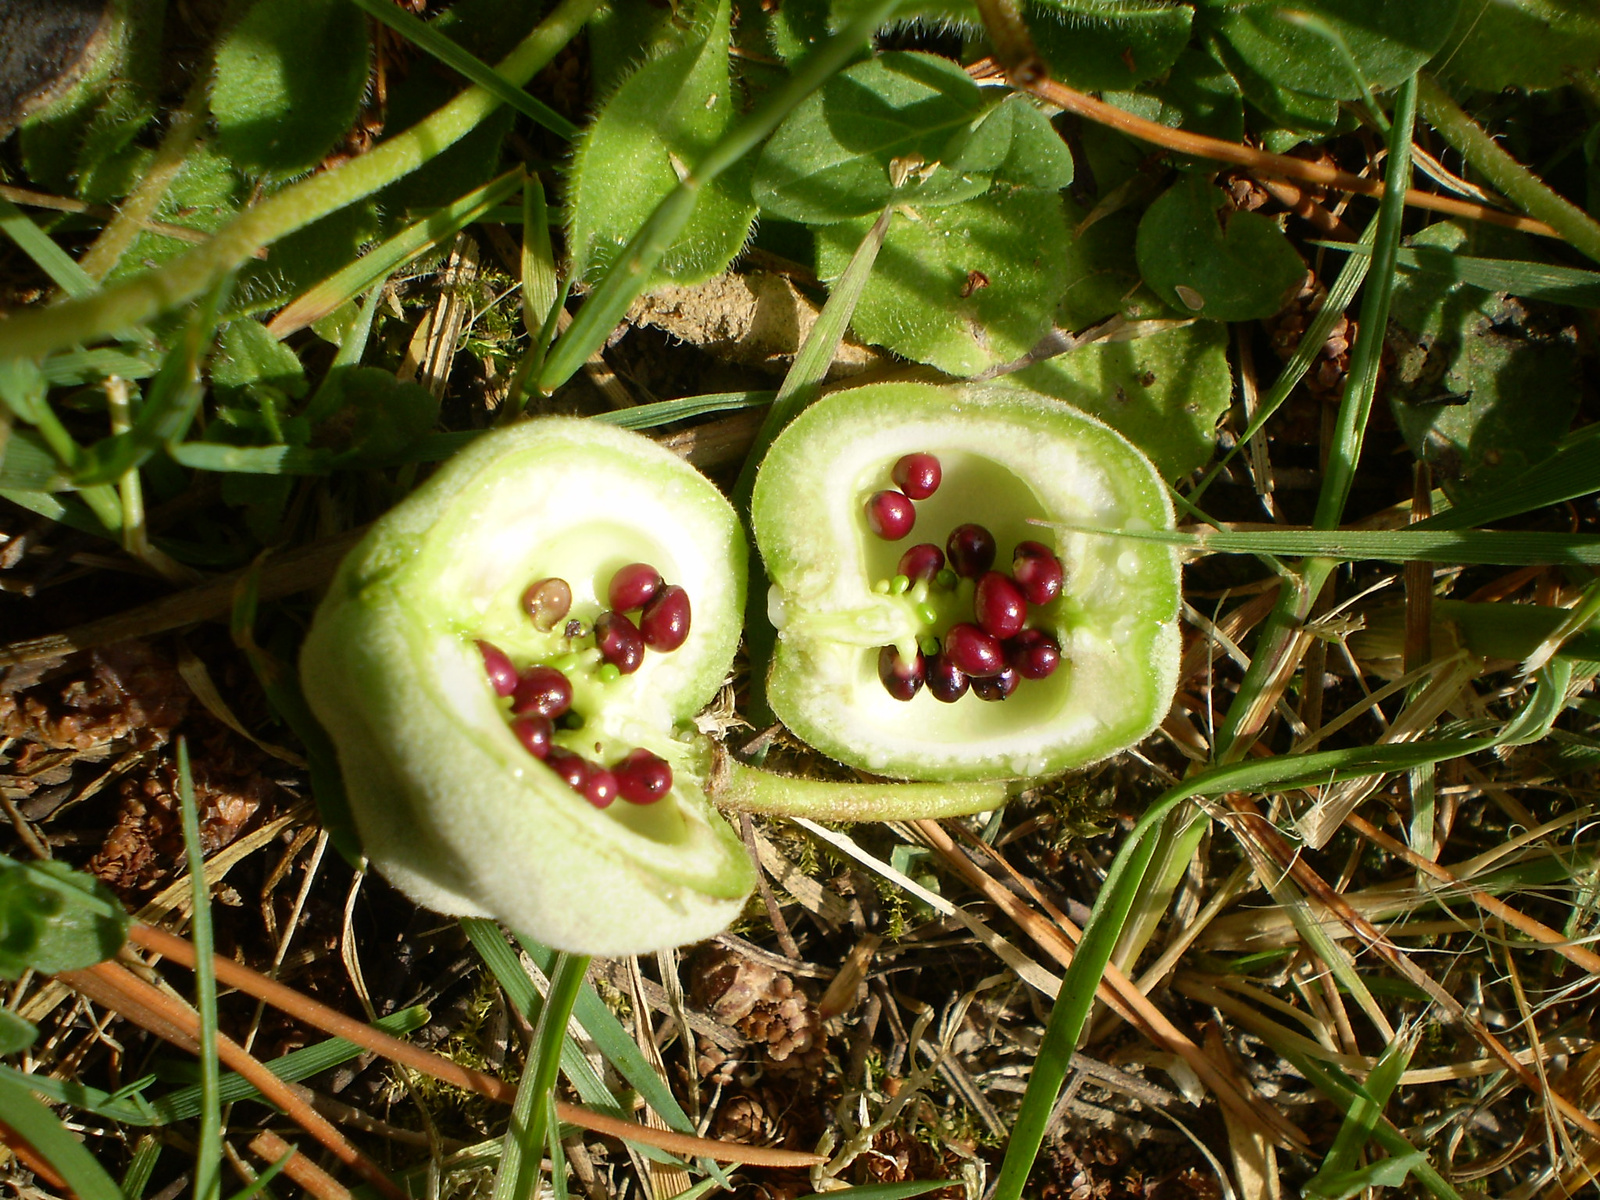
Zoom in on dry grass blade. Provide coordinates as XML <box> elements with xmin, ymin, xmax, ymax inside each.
<box><xmin>127</xmin><ymin>923</ymin><xmax>825</xmax><ymax>1168</ymax></box>
<box><xmin>911</xmin><ymin>818</ymin><xmax>1309</xmax><ymax>1152</ymax></box>
<box><xmin>1344</xmin><ymin>811</ymin><xmax>1600</xmax><ymax>975</ymax></box>
<box><xmin>1218</xmin><ymin>795</ymin><xmax>1600</xmax><ymax>1148</ymax></box>
<box><xmin>58</xmin><ymin>960</ymin><xmax>407</xmax><ymax>1200</ymax></box>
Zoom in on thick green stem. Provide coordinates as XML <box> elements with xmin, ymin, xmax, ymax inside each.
<box><xmin>716</xmin><ymin>760</ymin><xmax>1018</xmax><ymax>821</ymax></box>
<box><xmin>0</xmin><ymin>0</ymin><xmax>600</xmax><ymax>360</ymax></box>
<box><xmin>1418</xmin><ymin>73</ymin><xmax>1600</xmax><ymax>266</ymax></box>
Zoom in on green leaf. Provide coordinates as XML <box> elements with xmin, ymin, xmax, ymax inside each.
<box><xmin>1206</xmin><ymin>32</ymin><xmax>1342</xmax><ymax>135</ymax></box>
<box><xmin>1316</xmin><ymin>239</ymin><xmax>1600</xmax><ymax>306</ymax></box>
<box><xmin>751</xmin><ymin>51</ymin><xmax>1000</xmax><ymax>224</ymax></box>
<box><xmin>991</xmin><ymin>96</ymin><xmax>1075</xmax><ymax>191</ymax></box>
<box><xmin>1199</xmin><ymin>0</ymin><xmax>1458</xmax><ymax>100</ymax></box>
<box><xmin>0</xmin><ymin>1008</ymin><xmax>38</xmax><ymax>1055</ymax></box>
<box><xmin>1011</xmin><ymin>321</ymin><xmax>1231</xmax><ymax>478</ymax></box>
<box><xmin>1386</xmin><ymin>222</ymin><xmax>1579</xmax><ymax>501</ymax></box>
<box><xmin>211</xmin><ymin>0</ymin><xmax>372</xmax><ymax>177</ymax></box>
<box><xmin>213</xmin><ymin>320</ymin><xmax>307</xmax><ymax>399</ymax></box>
<box><xmin>1027</xmin><ymin>0</ymin><xmax>1193</xmax><ymax>90</ymax></box>
<box><xmin>315</xmin><ymin>367</ymin><xmax>441</xmax><ymax>464</ymax></box>
<box><xmin>1105</xmin><ymin>47</ymin><xmax>1243</xmax><ymax>153</ymax></box>
<box><xmin>0</xmin><ymin>855</ymin><xmax>130</xmax><ymax>980</ymax></box>
<box><xmin>1306</xmin><ymin>1154</ymin><xmax>1427</xmax><ymax>1200</ymax></box>
<box><xmin>567</xmin><ymin>0</ymin><xmax>755</xmax><ymax>285</ymax></box>
<box><xmin>103</xmin><ymin>146</ymin><xmax>250</xmax><ymax>285</ymax></box>
<box><xmin>816</xmin><ymin>190</ymin><xmax>1071</xmax><ymax>376</ymax></box>
<box><xmin>1431</xmin><ymin>0</ymin><xmax>1600</xmax><ymax>91</ymax></box>
<box><xmin>1136</xmin><ymin>174</ymin><xmax>1306</xmax><ymax>322</ymax></box>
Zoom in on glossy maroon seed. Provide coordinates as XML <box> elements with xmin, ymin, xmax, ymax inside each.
<box><xmin>946</xmin><ymin>524</ymin><xmax>996</xmax><ymax>578</ymax></box>
<box><xmin>615</xmin><ymin>748</ymin><xmax>673</xmax><ymax>804</ymax></box>
<box><xmin>608</xmin><ymin>562</ymin><xmax>663</xmax><ymax>612</ymax></box>
<box><xmin>891</xmin><ymin>453</ymin><xmax>941</xmax><ymax>501</ymax></box>
<box><xmin>546</xmin><ymin>748</ymin><xmax>589</xmax><ymax>792</ymax></box>
<box><xmin>971</xmin><ymin>664</ymin><xmax>1020</xmax><ymax>702</ymax></box>
<box><xmin>640</xmin><ymin>585</ymin><xmax>691</xmax><ymax>651</ymax></box>
<box><xmin>898</xmin><ymin>542</ymin><xmax>945</xmax><ymax>584</ymax></box>
<box><xmin>926</xmin><ymin>654</ymin><xmax>970</xmax><ymax>703</ymax></box>
<box><xmin>943</xmin><ymin>622</ymin><xmax>1005</xmax><ymax>677</ymax></box>
<box><xmin>865</xmin><ymin>490</ymin><xmax>916</xmax><ymax>540</ymax></box>
<box><xmin>595</xmin><ymin>611</ymin><xmax>646</xmax><ymax>673</ymax></box>
<box><xmin>1012</xmin><ymin>541</ymin><xmax>1064</xmax><ymax>606</ymax></box>
<box><xmin>584</xmin><ymin>766</ymin><xmax>620</xmax><ymax>808</ymax></box>
<box><xmin>478</xmin><ymin>640</ymin><xmax>518</xmax><ymax>697</ymax></box>
<box><xmin>512</xmin><ymin>665</ymin><xmax>573</xmax><ymax>718</ymax></box>
<box><xmin>510</xmin><ymin>715</ymin><xmax>554</xmax><ymax>759</ymax></box>
<box><xmin>521</xmin><ymin>577</ymin><xmax>573</xmax><ymax>629</ymax></box>
<box><xmin>974</xmin><ymin>571</ymin><xmax>1027</xmax><ymax>640</ymax></box>
<box><xmin>877</xmin><ymin>646</ymin><xmax>926</xmax><ymax>701</ymax></box>
<box><xmin>1008</xmin><ymin>628</ymin><xmax>1061</xmax><ymax>680</ymax></box>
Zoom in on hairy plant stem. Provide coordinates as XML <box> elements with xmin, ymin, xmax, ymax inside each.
<box><xmin>1418</xmin><ymin>73</ymin><xmax>1600</xmax><ymax>266</ymax></box>
<box><xmin>716</xmin><ymin>760</ymin><xmax>1018</xmax><ymax>821</ymax></box>
<box><xmin>0</xmin><ymin>0</ymin><xmax>601</xmax><ymax>360</ymax></box>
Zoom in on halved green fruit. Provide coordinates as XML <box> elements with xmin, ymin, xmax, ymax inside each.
<box><xmin>751</xmin><ymin>382</ymin><xmax>1180</xmax><ymax>782</ymax></box>
<box><xmin>301</xmin><ymin>419</ymin><xmax>754</xmax><ymax>955</ymax></box>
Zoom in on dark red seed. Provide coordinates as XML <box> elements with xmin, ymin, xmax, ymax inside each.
<box><xmin>926</xmin><ymin>654</ymin><xmax>969</xmax><ymax>703</ymax></box>
<box><xmin>1012</xmin><ymin>541</ymin><xmax>1064</xmax><ymax>606</ymax></box>
<box><xmin>898</xmin><ymin>542</ymin><xmax>945</xmax><ymax>584</ymax></box>
<box><xmin>943</xmin><ymin>622</ymin><xmax>1005</xmax><ymax>677</ymax></box>
<box><xmin>891</xmin><ymin>453</ymin><xmax>941</xmax><ymax>501</ymax></box>
<box><xmin>615</xmin><ymin>748</ymin><xmax>673</xmax><ymax>804</ymax></box>
<box><xmin>1008</xmin><ymin>628</ymin><xmax>1061</xmax><ymax>680</ymax></box>
<box><xmin>595</xmin><ymin>611</ymin><xmax>646</xmax><ymax>673</ymax></box>
<box><xmin>865</xmin><ymin>490</ymin><xmax>916</xmax><ymax>540</ymax></box>
<box><xmin>546</xmin><ymin>748</ymin><xmax>589</xmax><ymax>792</ymax></box>
<box><xmin>971</xmin><ymin>664</ymin><xmax>1020</xmax><ymax>702</ymax></box>
<box><xmin>608</xmin><ymin>562</ymin><xmax>662</xmax><ymax>612</ymax></box>
<box><xmin>640</xmin><ymin>585</ymin><xmax>691</xmax><ymax>651</ymax></box>
<box><xmin>877</xmin><ymin>646</ymin><xmax>926</xmax><ymax>701</ymax></box>
<box><xmin>521</xmin><ymin>577</ymin><xmax>573</xmax><ymax>629</ymax></box>
<box><xmin>478</xmin><ymin>640</ymin><xmax>518</xmax><ymax>697</ymax></box>
<box><xmin>512</xmin><ymin>665</ymin><xmax>573</xmax><ymax>718</ymax></box>
<box><xmin>974</xmin><ymin>571</ymin><xmax>1027</xmax><ymax>640</ymax></box>
<box><xmin>584</xmin><ymin>766</ymin><xmax>620</xmax><ymax>808</ymax></box>
<box><xmin>946</xmin><ymin>524</ymin><xmax>996</xmax><ymax>578</ymax></box>
<box><xmin>510</xmin><ymin>715</ymin><xmax>554</xmax><ymax>759</ymax></box>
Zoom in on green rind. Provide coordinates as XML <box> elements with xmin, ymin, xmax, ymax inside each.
<box><xmin>301</xmin><ymin>418</ymin><xmax>754</xmax><ymax>955</ymax></box>
<box><xmin>751</xmin><ymin>383</ymin><xmax>1179</xmax><ymax>782</ymax></box>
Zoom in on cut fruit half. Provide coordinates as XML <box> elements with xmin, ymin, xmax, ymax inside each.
<box><xmin>751</xmin><ymin>382</ymin><xmax>1180</xmax><ymax>782</ymax></box>
<box><xmin>301</xmin><ymin>418</ymin><xmax>753</xmax><ymax>955</ymax></box>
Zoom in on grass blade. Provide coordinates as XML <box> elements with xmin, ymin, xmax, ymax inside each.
<box><xmin>267</xmin><ymin>168</ymin><xmax>524</xmax><ymax>338</ymax></box>
<box><xmin>490</xmin><ymin>951</ymin><xmax>589</xmax><ymax>1200</ymax></box>
<box><xmin>0</xmin><ymin>1072</ymin><xmax>125</xmax><ymax>1200</ymax></box>
<box><xmin>177</xmin><ymin>737</ymin><xmax>221</xmax><ymax>1200</ymax></box>
<box><xmin>348</xmin><ymin>0</ymin><xmax>578</xmax><ymax>139</ymax></box>
<box><xmin>1062</xmin><ymin>524</ymin><xmax>1600</xmax><ymax>566</ymax></box>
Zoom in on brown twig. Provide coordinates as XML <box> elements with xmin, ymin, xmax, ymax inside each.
<box><xmin>968</xmin><ymin>58</ymin><xmax>1562</xmax><ymax>239</ymax></box>
<box><xmin>59</xmin><ymin>961</ymin><xmax>408</xmax><ymax>1200</ymax></box>
<box><xmin>128</xmin><ymin>922</ymin><xmax>824</xmax><ymax>1168</ymax></box>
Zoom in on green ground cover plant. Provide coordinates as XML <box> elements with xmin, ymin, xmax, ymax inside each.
<box><xmin>1</xmin><ymin>0</ymin><xmax>1599</xmax><ymax>1196</ymax></box>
